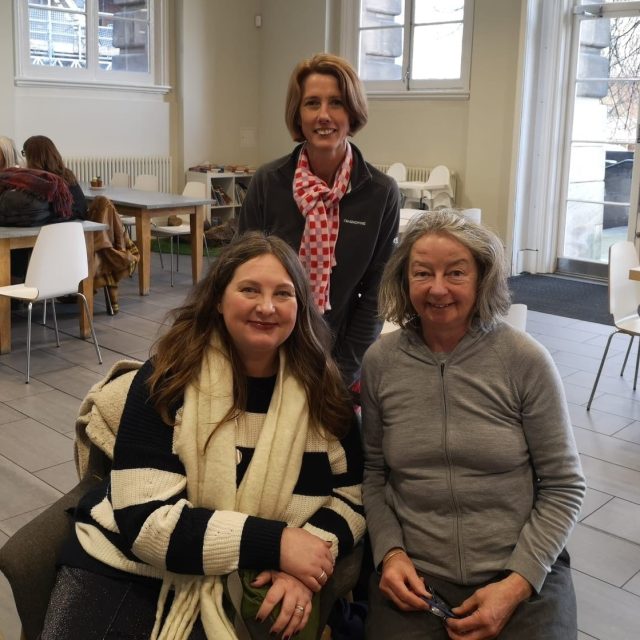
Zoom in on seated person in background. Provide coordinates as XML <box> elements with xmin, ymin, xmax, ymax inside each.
<box><xmin>361</xmin><ymin>210</ymin><xmax>585</xmax><ymax>640</ymax></box>
<box><xmin>40</xmin><ymin>231</ymin><xmax>366</xmax><ymax>640</ymax></box>
<box><xmin>87</xmin><ymin>196</ymin><xmax>139</xmax><ymax>314</ymax></box>
<box><xmin>23</xmin><ymin>135</ymin><xmax>88</xmax><ymax>220</ymax></box>
<box><xmin>0</xmin><ymin>136</ymin><xmax>21</xmax><ymax>170</ymax></box>
<box><xmin>0</xmin><ymin>165</ymin><xmax>74</xmax><ymax>279</ymax></box>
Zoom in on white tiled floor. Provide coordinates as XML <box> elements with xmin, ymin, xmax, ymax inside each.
<box><xmin>0</xmin><ymin>261</ymin><xmax>639</xmax><ymax>639</ymax></box>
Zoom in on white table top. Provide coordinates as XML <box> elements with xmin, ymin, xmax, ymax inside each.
<box><xmin>81</xmin><ymin>183</ymin><xmax>213</xmax><ymax>209</ymax></box>
<box><xmin>0</xmin><ymin>220</ymin><xmax>108</xmax><ymax>239</ymax></box>
<box><xmin>397</xmin><ymin>180</ymin><xmax>430</xmax><ymax>191</ymax></box>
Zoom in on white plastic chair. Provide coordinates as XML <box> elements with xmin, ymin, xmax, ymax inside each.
<box><xmin>151</xmin><ymin>181</ymin><xmax>210</xmax><ymax>286</ymax></box>
<box><xmin>110</xmin><ymin>172</ymin><xmax>129</xmax><ymax>188</ymax></box>
<box><xmin>424</xmin><ymin>165</ymin><xmax>454</xmax><ymax>196</ymax></box>
<box><xmin>386</xmin><ymin>162</ymin><xmax>407</xmax><ymax>182</ymax></box>
<box><xmin>133</xmin><ymin>174</ymin><xmax>159</xmax><ymax>191</ymax></box>
<box><xmin>502</xmin><ymin>303</ymin><xmax>528</xmax><ymax>331</ymax></box>
<box><xmin>0</xmin><ymin>222</ymin><xmax>102</xmax><ymax>383</ymax></box>
<box><xmin>587</xmin><ymin>241</ymin><xmax>640</xmax><ymax>410</ymax></box>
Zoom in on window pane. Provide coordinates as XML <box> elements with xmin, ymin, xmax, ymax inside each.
<box><xmin>359</xmin><ymin>26</ymin><xmax>403</xmax><ymax>80</ymax></box>
<box><xmin>411</xmin><ymin>23</ymin><xmax>462</xmax><ymax>79</ymax></box>
<box><xmin>360</xmin><ymin>0</ymin><xmax>404</xmax><ymax>28</ymax></box>
<box><xmin>29</xmin><ymin>7</ymin><xmax>87</xmax><ymax>68</ymax></box>
<box><xmin>29</xmin><ymin>0</ymin><xmax>86</xmax><ymax>8</ymax></box>
<box><xmin>414</xmin><ymin>0</ymin><xmax>463</xmax><ymax>24</ymax></box>
<box><xmin>98</xmin><ymin>0</ymin><xmax>150</xmax><ymax>73</ymax></box>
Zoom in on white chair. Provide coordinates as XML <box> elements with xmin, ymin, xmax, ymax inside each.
<box><xmin>0</xmin><ymin>222</ymin><xmax>102</xmax><ymax>383</ymax></box>
<box><xmin>423</xmin><ymin>165</ymin><xmax>454</xmax><ymax>197</ymax></box>
<box><xmin>110</xmin><ymin>172</ymin><xmax>129</xmax><ymax>188</ymax></box>
<box><xmin>503</xmin><ymin>303</ymin><xmax>528</xmax><ymax>331</ymax></box>
<box><xmin>133</xmin><ymin>174</ymin><xmax>159</xmax><ymax>191</ymax></box>
<box><xmin>587</xmin><ymin>241</ymin><xmax>640</xmax><ymax>410</ymax></box>
<box><xmin>386</xmin><ymin>162</ymin><xmax>407</xmax><ymax>182</ymax></box>
<box><xmin>151</xmin><ymin>181</ymin><xmax>210</xmax><ymax>286</ymax></box>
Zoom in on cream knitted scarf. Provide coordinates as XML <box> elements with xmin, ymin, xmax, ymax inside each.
<box><xmin>151</xmin><ymin>339</ymin><xmax>313</xmax><ymax>640</ymax></box>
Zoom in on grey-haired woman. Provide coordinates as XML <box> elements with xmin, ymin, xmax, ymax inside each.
<box><xmin>362</xmin><ymin>210</ymin><xmax>585</xmax><ymax>639</ymax></box>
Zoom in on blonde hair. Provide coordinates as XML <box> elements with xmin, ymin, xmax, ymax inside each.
<box><xmin>0</xmin><ymin>137</ymin><xmax>20</xmax><ymax>170</ymax></box>
<box><xmin>285</xmin><ymin>53</ymin><xmax>368</xmax><ymax>142</ymax></box>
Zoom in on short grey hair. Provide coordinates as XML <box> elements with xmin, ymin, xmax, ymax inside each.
<box><xmin>378</xmin><ymin>209</ymin><xmax>511</xmax><ymax>332</ymax></box>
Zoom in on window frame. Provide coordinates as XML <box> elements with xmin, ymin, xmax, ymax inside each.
<box><xmin>340</xmin><ymin>0</ymin><xmax>474</xmax><ymax>99</ymax></box>
<box><xmin>13</xmin><ymin>0</ymin><xmax>170</xmax><ymax>94</ymax></box>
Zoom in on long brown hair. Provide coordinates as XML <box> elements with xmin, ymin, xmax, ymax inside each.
<box><xmin>148</xmin><ymin>232</ymin><xmax>353</xmax><ymax>437</ymax></box>
<box><xmin>23</xmin><ymin>135</ymin><xmax>78</xmax><ymax>185</ymax></box>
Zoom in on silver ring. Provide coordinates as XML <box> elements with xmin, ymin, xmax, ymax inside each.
<box><xmin>294</xmin><ymin>604</ymin><xmax>305</xmax><ymax>615</ymax></box>
<box><xmin>317</xmin><ymin>570</ymin><xmax>327</xmax><ymax>582</ymax></box>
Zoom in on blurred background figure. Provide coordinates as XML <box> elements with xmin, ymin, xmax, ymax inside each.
<box><xmin>23</xmin><ymin>135</ymin><xmax>87</xmax><ymax>220</ymax></box>
<box><xmin>0</xmin><ymin>136</ymin><xmax>21</xmax><ymax>170</ymax></box>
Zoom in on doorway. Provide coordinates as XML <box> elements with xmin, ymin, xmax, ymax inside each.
<box><xmin>557</xmin><ymin>2</ymin><xmax>640</xmax><ymax>279</ymax></box>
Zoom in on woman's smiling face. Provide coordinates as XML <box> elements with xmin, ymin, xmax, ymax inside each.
<box><xmin>218</xmin><ymin>254</ymin><xmax>298</xmax><ymax>375</ymax></box>
<box><xmin>408</xmin><ymin>233</ymin><xmax>478</xmax><ymax>347</ymax></box>
<box><xmin>298</xmin><ymin>73</ymin><xmax>350</xmax><ymax>157</ymax></box>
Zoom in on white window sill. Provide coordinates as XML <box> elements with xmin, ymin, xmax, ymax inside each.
<box><xmin>366</xmin><ymin>90</ymin><xmax>470</xmax><ymax>101</ymax></box>
<box><xmin>15</xmin><ymin>76</ymin><xmax>171</xmax><ymax>95</ymax></box>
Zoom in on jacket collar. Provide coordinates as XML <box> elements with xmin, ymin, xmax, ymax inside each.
<box><xmin>277</xmin><ymin>142</ymin><xmax>372</xmax><ymax>193</ymax></box>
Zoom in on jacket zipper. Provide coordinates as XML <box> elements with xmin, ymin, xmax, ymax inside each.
<box><xmin>440</xmin><ymin>361</ymin><xmax>464</xmax><ymax>583</ymax></box>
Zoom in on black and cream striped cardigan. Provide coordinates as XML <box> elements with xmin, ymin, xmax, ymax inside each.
<box><xmin>72</xmin><ymin>359</ymin><xmax>366</xmax><ymax>580</ymax></box>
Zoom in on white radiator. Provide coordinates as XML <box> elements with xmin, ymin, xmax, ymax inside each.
<box><xmin>64</xmin><ymin>156</ymin><xmax>173</xmax><ymax>192</ymax></box>
<box><xmin>373</xmin><ymin>164</ymin><xmax>430</xmax><ymax>182</ymax></box>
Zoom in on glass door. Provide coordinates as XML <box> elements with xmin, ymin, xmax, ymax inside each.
<box><xmin>558</xmin><ymin>2</ymin><xmax>640</xmax><ymax>278</ymax></box>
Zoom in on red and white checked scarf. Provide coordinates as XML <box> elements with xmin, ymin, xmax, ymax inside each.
<box><xmin>293</xmin><ymin>143</ymin><xmax>352</xmax><ymax>312</ymax></box>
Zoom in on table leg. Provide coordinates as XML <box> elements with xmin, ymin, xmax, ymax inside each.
<box><xmin>79</xmin><ymin>232</ymin><xmax>95</xmax><ymax>339</ymax></box>
<box><xmin>190</xmin><ymin>205</ymin><xmax>205</xmax><ymax>283</ymax></box>
<box><xmin>0</xmin><ymin>239</ymin><xmax>11</xmax><ymax>354</ymax></box>
<box><xmin>136</xmin><ymin>216</ymin><xmax>152</xmax><ymax>295</ymax></box>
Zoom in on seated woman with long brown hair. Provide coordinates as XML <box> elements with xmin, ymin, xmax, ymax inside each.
<box><xmin>40</xmin><ymin>231</ymin><xmax>365</xmax><ymax>640</ymax></box>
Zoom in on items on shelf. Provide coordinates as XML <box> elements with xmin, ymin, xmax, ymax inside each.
<box><xmin>211</xmin><ymin>186</ymin><xmax>233</xmax><ymax>206</ymax></box>
<box><xmin>186</xmin><ymin>167</ymin><xmax>253</xmax><ymax>224</ymax></box>
<box><xmin>188</xmin><ymin>163</ymin><xmax>255</xmax><ymax>174</ymax></box>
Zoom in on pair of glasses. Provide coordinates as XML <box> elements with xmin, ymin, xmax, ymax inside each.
<box><xmin>421</xmin><ymin>585</ymin><xmax>460</xmax><ymax>620</ymax></box>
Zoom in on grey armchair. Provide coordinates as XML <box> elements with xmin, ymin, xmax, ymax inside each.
<box><xmin>0</xmin><ymin>445</ymin><xmax>110</xmax><ymax>640</ymax></box>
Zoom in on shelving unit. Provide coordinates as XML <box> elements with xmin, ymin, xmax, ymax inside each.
<box><xmin>185</xmin><ymin>170</ymin><xmax>252</xmax><ymax>223</ymax></box>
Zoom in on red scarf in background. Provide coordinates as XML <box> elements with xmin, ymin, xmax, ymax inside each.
<box><xmin>0</xmin><ymin>167</ymin><xmax>73</xmax><ymax>219</ymax></box>
<box><xmin>293</xmin><ymin>143</ymin><xmax>352</xmax><ymax>312</ymax></box>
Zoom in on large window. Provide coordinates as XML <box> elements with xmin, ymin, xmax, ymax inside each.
<box><xmin>14</xmin><ymin>0</ymin><xmax>169</xmax><ymax>91</ymax></box>
<box><xmin>341</xmin><ymin>0</ymin><xmax>474</xmax><ymax>97</ymax></box>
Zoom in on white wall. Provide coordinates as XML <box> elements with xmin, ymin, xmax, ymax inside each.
<box><xmin>1</xmin><ymin>1</ymin><xmax>172</xmax><ymax>179</ymax></box>
<box><xmin>1</xmin><ymin>0</ymin><xmax>525</xmax><ymax>242</ymax></box>
<box><xmin>177</xmin><ymin>0</ymin><xmax>261</xmax><ymax>177</ymax></box>
<box><xmin>257</xmin><ymin>0</ymin><xmax>329</xmax><ymax>161</ymax></box>
<box><xmin>254</xmin><ymin>0</ymin><xmax>524</xmax><ymax>240</ymax></box>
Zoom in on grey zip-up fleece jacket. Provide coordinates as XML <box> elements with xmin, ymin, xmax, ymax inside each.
<box><xmin>238</xmin><ymin>143</ymin><xmax>400</xmax><ymax>385</ymax></box>
<box><xmin>361</xmin><ymin>322</ymin><xmax>585</xmax><ymax>593</ymax></box>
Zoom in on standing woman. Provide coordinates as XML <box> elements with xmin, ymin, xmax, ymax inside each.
<box><xmin>361</xmin><ymin>210</ymin><xmax>585</xmax><ymax>639</ymax></box>
<box><xmin>239</xmin><ymin>53</ymin><xmax>400</xmax><ymax>387</ymax></box>
<box><xmin>23</xmin><ymin>135</ymin><xmax>88</xmax><ymax>219</ymax></box>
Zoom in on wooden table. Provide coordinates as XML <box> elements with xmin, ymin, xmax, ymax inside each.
<box><xmin>82</xmin><ymin>184</ymin><xmax>213</xmax><ymax>295</ymax></box>
<box><xmin>0</xmin><ymin>220</ymin><xmax>108</xmax><ymax>354</ymax></box>
<box><xmin>629</xmin><ymin>267</ymin><xmax>640</xmax><ymax>281</ymax></box>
